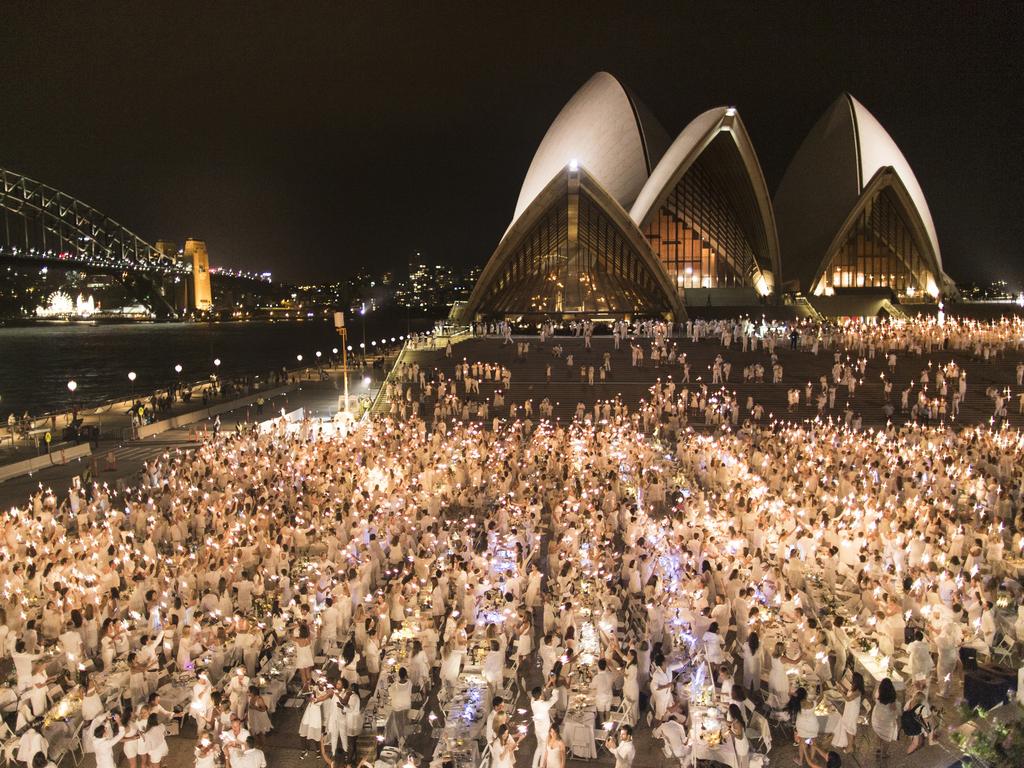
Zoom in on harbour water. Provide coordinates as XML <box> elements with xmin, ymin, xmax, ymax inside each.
<box><xmin>0</xmin><ymin>317</ymin><xmax>434</xmax><ymax>417</ymax></box>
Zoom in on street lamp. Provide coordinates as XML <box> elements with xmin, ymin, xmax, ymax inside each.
<box><xmin>128</xmin><ymin>371</ymin><xmax>136</xmax><ymax>400</ymax></box>
<box><xmin>174</xmin><ymin>364</ymin><xmax>182</xmax><ymax>402</ymax></box>
<box><xmin>67</xmin><ymin>380</ymin><xmax>78</xmax><ymax>420</ymax></box>
<box><xmin>359</xmin><ymin>303</ymin><xmax>367</xmax><ymax>365</ymax></box>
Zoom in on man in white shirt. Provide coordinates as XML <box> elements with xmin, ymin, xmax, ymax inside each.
<box><xmin>653</xmin><ymin>714</ymin><xmax>689</xmax><ymax>761</ymax></box>
<box><xmin>58</xmin><ymin>625</ymin><xmax>84</xmax><ymax>674</ymax></box>
<box><xmin>320</xmin><ymin>598</ymin><xmax>339</xmax><ymax>652</ymax></box>
<box><xmin>530</xmin><ymin>685</ymin><xmax>559</xmax><ymax>768</ymax></box>
<box><xmin>606</xmin><ymin>725</ymin><xmax>636</xmax><ymax>768</ymax></box>
<box><xmin>92</xmin><ymin>717</ymin><xmax>125</xmax><ymax>768</ymax></box>
<box><xmin>236</xmin><ymin>736</ymin><xmax>267</xmax><ymax>768</ymax></box>
<box><xmin>16</xmin><ymin>724</ymin><xmax>46</xmax><ymax>766</ymax></box>
<box><xmin>11</xmin><ymin>641</ymin><xmax>40</xmax><ymax>691</ymax></box>
<box><xmin>906</xmin><ymin>629</ymin><xmax>934</xmax><ymax>682</ymax></box>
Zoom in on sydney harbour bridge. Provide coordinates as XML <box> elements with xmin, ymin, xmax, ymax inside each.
<box><xmin>1</xmin><ymin>166</ymin><xmax>230</xmax><ymax>319</ymax></box>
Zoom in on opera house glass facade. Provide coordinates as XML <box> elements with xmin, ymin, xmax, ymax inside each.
<box><xmin>469</xmin><ymin>166</ymin><xmax>682</xmax><ymax>316</ymax></box>
<box><xmin>642</xmin><ymin>148</ymin><xmax>759</xmax><ymax>290</ymax></box>
<box><xmin>458</xmin><ymin>74</ymin><xmax>951</xmax><ymax>321</ymax></box>
<box><xmin>822</xmin><ymin>185</ymin><xmax>934</xmax><ymax>295</ymax></box>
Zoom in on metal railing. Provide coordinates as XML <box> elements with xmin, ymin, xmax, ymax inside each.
<box><xmin>364</xmin><ymin>340</ymin><xmax>409</xmax><ymax>419</ymax></box>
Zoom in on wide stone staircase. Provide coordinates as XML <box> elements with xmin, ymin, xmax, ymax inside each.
<box><xmin>370</xmin><ymin>333</ymin><xmax>1024</xmax><ymax>429</ymax></box>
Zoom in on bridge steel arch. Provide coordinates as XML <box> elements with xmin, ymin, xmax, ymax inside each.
<box><xmin>0</xmin><ymin>166</ymin><xmax>185</xmax><ymax>274</ymax></box>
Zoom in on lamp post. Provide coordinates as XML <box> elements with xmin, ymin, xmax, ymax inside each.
<box><xmin>212</xmin><ymin>358</ymin><xmax>221</xmax><ymax>398</ymax></box>
<box><xmin>333</xmin><ymin>313</ymin><xmax>349</xmax><ymax>414</ymax></box>
<box><xmin>360</xmin><ymin>303</ymin><xmax>367</xmax><ymax>366</ymax></box>
<box><xmin>67</xmin><ymin>380</ymin><xmax>78</xmax><ymax>424</ymax></box>
<box><xmin>174</xmin><ymin>364</ymin><xmax>182</xmax><ymax>402</ymax></box>
<box><xmin>128</xmin><ymin>371</ymin><xmax>136</xmax><ymax>401</ymax></box>
<box><xmin>296</xmin><ymin>354</ymin><xmax>303</xmax><ymax>381</ymax></box>
<box><xmin>315</xmin><ymin>350</ymin><xmax>322</xmax><ymax>377</ymax></box>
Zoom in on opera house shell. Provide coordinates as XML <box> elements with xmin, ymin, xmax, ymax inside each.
<box><xmin>459</xmin><ymin>75</ymin><xmax>948</xmax><ymax>321</ymax></box>
<box><xmin>774</xmin><ymin>93</ymin><xmax>952</xmax><ymax>301</ymax></box>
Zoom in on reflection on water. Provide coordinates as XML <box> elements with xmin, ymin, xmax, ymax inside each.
<box><xmin>0</xmin><ymin>318</ymin><xmax>432</xmax><ymax>417</ymax></box>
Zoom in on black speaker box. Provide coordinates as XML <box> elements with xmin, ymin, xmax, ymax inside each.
<box><xmin>963</xmin><ymin>664</ymin><xmax>1016</xmax><ymax>710</ymax></box>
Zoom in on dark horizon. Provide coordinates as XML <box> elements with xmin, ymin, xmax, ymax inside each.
<box><xmin>1</xmin><ymin>2</ymin><xmax>1020</xmax><ymax>285</ymax></box>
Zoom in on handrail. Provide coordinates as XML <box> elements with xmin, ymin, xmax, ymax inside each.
<box><xmin>364</xmin><ymin>341</ymin><xmax>409</xmax><ymax>420</ymax></box>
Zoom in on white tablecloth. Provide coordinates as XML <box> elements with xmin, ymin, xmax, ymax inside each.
<box><xmin>561</xmin><ymin>710</ymin><xmax>596</xmax><ymax>759</ymax></box>
<box><xmin>692</xmin><ymin>739</ymin><xmax>739</xmax><ymax>768</ymax></box>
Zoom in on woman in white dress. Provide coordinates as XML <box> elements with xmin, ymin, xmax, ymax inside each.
<box><xmin>246</xmin><ymin>686</ymin><xmax>272</xmax><ymax>740</ymax></box>
<box><xmin>792</xmin><ymin>687</ymin><xmax>820</xmax><ymax>766</ymax></box>
<box><xmin>540</xmin><ymin>724</ymin><xmax>566</xmax><ymax>768</ymax></box>
<box><xmin>363</xmin><ymin>626</ymin><xmax>381</xmax><ymax>687</ymax></box>
<box><xmin>767</xmin><ymin>643</ymin><xmax>790</xmax><ymax>710</ymax></box>
<box><xmin>740</xmin><ymin>632</ymin><xmax>762</xmax><ymax>693</ymax></box>
<box><xmin>194</xmin><ymin>737</ymin><xmax>219</xmax><ymax>768</ymax></box>
<box><xmin>295</xmin><ymin>624</ymin><xmax>315</xmax><ymax>691</ymax></box>
<box><xmin>618</xmin><ymin>648</ymin><xmax>640</xmax><ymax>726</ymax></box>
<box><xmin>298</xmin><ymin>683</ymin><xmax>332</xmax><ymax>759</ymax></box>
<box><xmin>121</xmin><ymin>708</ymin><xmax>145</xmax><ymax>768</ymax></box>
<box><xmin>142</xmin><ymin>713</ymin><xmax>169</xmax><ymax>766</ymax></box>
<box><xmin>491</xmin><ymin>724</ymin><xmax>523</xmax><ymax>768</ymax></box>
<box><xmin>515</xmin><ymin>615</ymin><xmax>534</xmax><ymax>668</ymax></box>
<box><xmin>82</xmin><ymin>605</ymin><xmax>100</xmax><ymax>659</ymax></box>
<box><xmin>870</xmin><ymin>678</ymin><xmax>899</xmax><ymax>747</ymax></box>
<box><xmin>729</xmin><ymin>716</ymin><xmax>751</xmax><ymax>768</ymax></box>
<box><xmin>409</xmin><ymin>640</ymin><xmax>430</xmax><ymax>692</ymax></box>
<box><xmin>830</xmin><ymin>672</ymin><xmax>864</xmax><ymax>752</ymax></box>
<box><xmin>99</xmin><ymin>622</ymin><xmax>116</xmax><ymax>671</ymax></box>
<box><xmin>439</xmin><ymin>639</ymin><xmax>464</xmax><ymax>694</ymax></box>
<box><xmin>342</xmin><ymin>683</ymin><xmax>362</xmax><ymax>763</ymax></box>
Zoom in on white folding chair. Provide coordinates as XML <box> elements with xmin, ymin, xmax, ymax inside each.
<box><xmin>992</xmin><ymin>635</ymin><xmax>1016</xmax><ymax>667</ymax></box>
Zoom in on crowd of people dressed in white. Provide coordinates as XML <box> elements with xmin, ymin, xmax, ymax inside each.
<box><xmin>1</xmin><ymin>313</ymin><xmax>1023</xmax><ymax>768</ymax></box>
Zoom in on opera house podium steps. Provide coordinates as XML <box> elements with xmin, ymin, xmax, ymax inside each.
<box><xmin>371</xmin><ymin>334</ymin><xmax>1024</xmax><ymax>431</ymax></box>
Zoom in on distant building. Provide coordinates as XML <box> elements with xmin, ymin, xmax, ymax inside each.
<box><xmin>396</xmin><ymin>254</ymin><xmax>462</xmax><ymax>309</ymax></box>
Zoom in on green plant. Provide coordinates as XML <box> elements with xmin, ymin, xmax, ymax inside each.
<box><xmin>951</xmin><ymin>703</ymin><xmax>1024</xmax><ymax>768</ymax></box>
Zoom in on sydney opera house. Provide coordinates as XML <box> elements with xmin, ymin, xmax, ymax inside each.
<box><xmin>458</xmin><ymin>72</ymin><xmax>953</xmax><ymax>321</ymax></box>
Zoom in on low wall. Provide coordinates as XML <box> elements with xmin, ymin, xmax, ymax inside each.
<box><xmin>0</xmin><ymin>443</ymin><xmax>93</xmax><ymax>483</ymax></box>
<box><xmin>136</xmin><ymin>385</ymin><xmax>295</xmax><ymax>439</ymax></box>
<box><xmin>258</xmin><ymin>407</ymin><xmax>305</xmax><ymax>434</ymax></box>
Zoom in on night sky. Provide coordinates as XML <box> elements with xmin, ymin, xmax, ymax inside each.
<box><xmin>1</xmin><ymin>2</ymin><xmax>1020</xmax><ymax>285</ymax></box>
